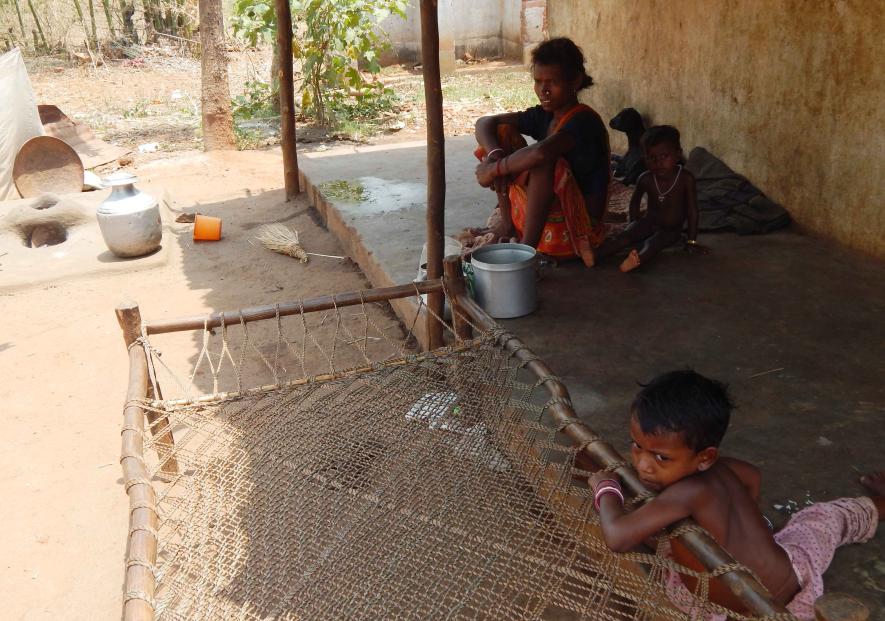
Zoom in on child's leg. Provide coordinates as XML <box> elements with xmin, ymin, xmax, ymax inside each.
<box><xmin>774</xmin><ymin>496</ymin><xmax>879</xmax><ymax>620</ymax></box>
<box><xmin>595</xmin><ymin>219</ymin><xmax>655</xmax><ymax>262</ymax></box>
<box><xmin>636</xmin><ymin>229</ymin><xmax>682</xmax><ymax>265</ymax></box>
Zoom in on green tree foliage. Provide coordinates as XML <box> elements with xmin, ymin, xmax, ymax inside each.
<box><xmin>232</xmin><ymin>0</ymin><xmax>406</xmax><ymax>126</ymax></box>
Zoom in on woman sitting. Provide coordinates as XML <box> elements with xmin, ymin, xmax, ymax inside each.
<box><xmin>472</xmin><ymin>37</ymin><xmax>610</xmax><ymax>266</ymax></box>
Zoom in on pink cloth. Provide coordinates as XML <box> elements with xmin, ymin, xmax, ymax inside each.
<box><xmin>663</xmin><ymin>497</ymin><xmax>879</xmax><ymax>621</ymax></box>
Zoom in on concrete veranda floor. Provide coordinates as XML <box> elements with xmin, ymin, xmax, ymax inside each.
<box><xmin>299</xmin><ymin>136</ymin><xmax>885</xmax><ymax>615</ymax></box>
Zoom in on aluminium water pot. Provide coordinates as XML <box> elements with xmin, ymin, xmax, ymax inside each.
<box><xmin>96</xmin><ymin>172</ymin><xmax>162</xmax><ymax>258</ymax></box>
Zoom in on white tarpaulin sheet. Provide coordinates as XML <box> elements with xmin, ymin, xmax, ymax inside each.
<box><xmin>0</xmin><ymin>48</ymin><xmax>44</xmax><ymax>200</ymax></box>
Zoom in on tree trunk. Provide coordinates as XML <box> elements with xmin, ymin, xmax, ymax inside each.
<box><xmin>199</xmin><ymin>0</ymin><xmax>236</xmax><ymax>150</ymax></box>
<box><xmin>100</xmin><ymin>0</ymin><xmax>116</xmax><ymax>39</ymax></box>
<box><xmin>12</xmin><ymin>0</ymin><xmax>26</xmax><ymax>38</ymax></box>
<box><xmin>87</xmin><ymin>0</ymin><xmax>98</xmax><ymax>47</ymax></box>
<box><xmin>270</xmin><ymin>39</ymin><xmax>281</xmax><ymax>115</ymax></box>
<box><xmin>26</xmin><ymin>0</ymin><xmax>47</xmax><ymax>49</ymax></box>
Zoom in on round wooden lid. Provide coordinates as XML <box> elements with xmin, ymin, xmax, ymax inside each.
<box><xmin>12</xmin><ymin>135</ymin><xmax>84</xmax><ymax>198</ymax></box>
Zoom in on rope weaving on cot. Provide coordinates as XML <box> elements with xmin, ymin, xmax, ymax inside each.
<box><xmin>122</xmin><ymin>298</ymin><xmax>796</xmax><ymax>621</ymax></box>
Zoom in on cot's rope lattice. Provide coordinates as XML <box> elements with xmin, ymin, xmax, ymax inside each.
<box><xmin>121</xmin><ymin>292</ymin><xmax>796</xmax><ymax>621</ymax></box>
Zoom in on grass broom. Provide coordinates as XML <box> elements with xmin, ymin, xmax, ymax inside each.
<box><xmin>255</xmin><ymin>224</ymin><xmax>346</xmax><ymax>263</ymax></box>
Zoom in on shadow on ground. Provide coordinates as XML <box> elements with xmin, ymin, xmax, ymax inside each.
<box><xmin>504</xmin><ymin>229</ymin><xmax>885</xmax><ymax>613</ymax></box>
<box><xmin>146</xmin><ymin>158</ymin><xmax>884</xmax><ymax>616</ymax></box>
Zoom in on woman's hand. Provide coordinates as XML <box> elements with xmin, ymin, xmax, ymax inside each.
<box><xmin>475</xmin><ymin>160</ymin><xmax>498</xmax><ymax>188</ymax></box>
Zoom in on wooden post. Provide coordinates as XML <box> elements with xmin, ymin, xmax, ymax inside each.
<box><xmin>275</xmin><ymin>0</ymin><xmax>300</xmax><ymax>199</ymax></box>
<box><xmin>116</xmin><ymin>301</ymin><xmax>179</xmax><ymax>476</ymax></box>
<box><xmin>420</xmin><ymin>0</ymin><xmax>445</xmax><ymax>350</ymax></box>
<box><xmin>443</xmin><ymin>255</ymin><xmax>471</xmax><ymax>341</ymax></box>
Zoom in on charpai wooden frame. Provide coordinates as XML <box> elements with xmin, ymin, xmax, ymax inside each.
<box><xmin>117</xmin><ymin>256</ymin><xmax>792</xmax><ymax>621</ymax></box>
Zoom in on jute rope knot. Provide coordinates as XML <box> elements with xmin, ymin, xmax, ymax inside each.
<box><xmin>123</xmin><ymin>590</ymin><xmax>156</xmax><ymax>609</ymax></box>
<box><xmin>543</xmin><ymin>396</ymin><xmax>574</xmax><ymax>411</ymax></box>
<box><xmin>556</xmin><ymin>416</ymin><xmax>580</xmax><ymax>432</ymax></box>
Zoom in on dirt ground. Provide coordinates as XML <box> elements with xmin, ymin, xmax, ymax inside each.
<box><xmin>0</xmin><ymin>149</ymin><xmax>413</xmax><ymax>620</ymax></box>
<box><xmin>9</xmin><ymin>47</ymin><xmax>882</xmax><ymax>620</ymax></box>
<box><xmin>1</xmin><ymin>49</ymin><xmax>536</xmax><ymax>621</ymax></box>
<box><xmin>26</xmin><ymin>47</ymin><xmax>534</xmax><ymax>163</ymax></box>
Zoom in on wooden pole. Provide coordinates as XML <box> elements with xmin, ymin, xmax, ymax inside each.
<box><xmin>25</xmin><ymin>0</ymin><xmax>47</xmax><ymax>49</ymax></box>
<box><xmin>443</xmin><ymin>256</ymin><xmax>471</xmax><ymax>341</ymax></box>
<box><xmin>144</xmin><ymin>279</ymin><xmax>444</xmax><ymax>335</ymax></box>
<box><xmin>12</xmin><ymin>0</ymin><xmax>26</xmax><ymax>38</ymax></box>
<box><xmin>275</xmin><ymin>0</ymin><xmax>299</xmax><ymax>199</ymax></box>
<box><xmin>419</xmin><ymin>0</ymin><xmax>445</xmax><ymax>350</ymax></box>
<box><xmin>116</xmin><ymin>301</ymin><xmax>179</xmax><ymax>476</ymax></box>
<box><xmin>121</xmin><ymin>344</ymin><xmax>158</xmax><ymax>621</ymax></box>
<box><xmin>456</xmin><ymin>297</ymin><xmax>791</xmax><ymax>619</ymax></box>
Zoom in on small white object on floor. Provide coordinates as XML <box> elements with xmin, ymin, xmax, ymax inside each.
<box><xmin>405</xmin><ymin>392</ymin><xmax>510</xmax><ymax>473</ymax></box>
<box><xmin>83</xmin><ymin>170</ymin><xmax>104</xmax><ymax>190</ymax></box>
<box><xmin>138</xmin><ymin>142</ymin><xmax>159</xmax><ymax>154</ymax></box>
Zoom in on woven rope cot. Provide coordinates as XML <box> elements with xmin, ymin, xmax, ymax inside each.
<box><xmin>119</xmin><ymin>263</ymin><xmax>797</xmax><ymax>621</ymax></box>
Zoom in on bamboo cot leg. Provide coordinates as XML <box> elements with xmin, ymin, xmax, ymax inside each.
<box><xmin>116</xmin><ymin>301</ymin><xmax>179</xmax><ymax>476</ymax></box>
<box><xmin>443</xmin><ymin>256</ymin><xmax>472</xmax><ymax>341</ymax></box>
<box><xmin>121</xmin><ymin>345</ymin><xmax>158</xmax><ymax>621</ymax></box>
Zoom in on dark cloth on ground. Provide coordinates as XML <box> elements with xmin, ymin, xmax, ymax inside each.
<box><xmin>686</xmin><ymin>147</ymin><xmax>790</xmax><ymax>234</ymax></box>
<box><xmin>516</xmin><ymin>105</ymin><xmax>610</xmax><ymax>198</ymax></box>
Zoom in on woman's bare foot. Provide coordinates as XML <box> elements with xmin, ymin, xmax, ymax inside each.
<box><xmin>859</xmin><ymin>471</ymin><xmax>885</xmax><ymax>519</ymax></box>
<box><xmin>578</xmin><ymin>238</ymin><xmax>595</xmax><ymax>268</ymax></box>
<box><xmin>619</xmin><ymin>249</ymin><xmax>641</xmax><ymax>272</ymax></box>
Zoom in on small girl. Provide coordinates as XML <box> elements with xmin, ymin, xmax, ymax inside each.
<box><xmin>471</xmin><ymin>38</ymin><xmax>610</xmax><ymax>266</ymax></box>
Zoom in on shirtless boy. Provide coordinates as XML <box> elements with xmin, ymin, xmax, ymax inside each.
<box><xmin>590</xmin><ymin>370</ymin><xmax>883</xmax><ymax>620</ymax></box>
<box><xmin>593</xmin><ymin>125</ymin><xmax>700</xmax><ymax>272</ymax></box>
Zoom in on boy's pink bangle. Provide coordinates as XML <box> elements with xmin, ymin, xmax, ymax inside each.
<box><xmin>594</xmin><ymin>485</ymin><xmax>624</xmax><ymax>511</ymax></box>
<box><xmin>592</xmin><ymin>478</ymin><xmax>620</xmax><ymax>492</ymax></box>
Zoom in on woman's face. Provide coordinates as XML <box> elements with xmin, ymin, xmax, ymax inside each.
<box><xmin>532</xmin><ymin>63</ymin><xmax>578</xmax><ymax>113</ymax></box>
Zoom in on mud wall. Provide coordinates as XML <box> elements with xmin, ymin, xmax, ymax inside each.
<box><xmin>550</xmin><ymin>0</ymin><xmax>884</xmax><ymax>257</ymax></box>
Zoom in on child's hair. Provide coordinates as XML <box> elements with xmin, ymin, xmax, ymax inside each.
<box><xmin>641</xmin><ymin>125</ymin><xmax>682</xmax><ymax>152</ymax></box>
<box><xmin>631</xmin><ymin>370</ymin><xmax>733</xmax><ymax>452</ymax></box>
<box><xmin>531</xmin><ymin>37</ymin><xmax>594</xmax><ymax>90</ymax></box>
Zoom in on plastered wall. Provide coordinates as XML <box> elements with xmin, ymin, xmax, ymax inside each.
<box><xmin>381</xmin><ymin>0</ymin><xmax>521</xmax><ymax>65</ymax></box>
<box><xmin>550</xmin><ymin>0</ymin><xmax>884</xmax><ymax>256</ymax></box>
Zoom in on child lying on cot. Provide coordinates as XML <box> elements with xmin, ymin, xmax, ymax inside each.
<box><xmin>588</xmin><ymin>370</ymin><xmax>883</xmax><ymax>620</ymax></box>
<box><xmin>592</xmin><ymin>125</ymin><xmax>703</xmax><ymax>272</ymax></box>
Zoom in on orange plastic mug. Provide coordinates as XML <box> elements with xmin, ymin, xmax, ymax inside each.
<box><xmin>193</xmin><ymin>214</ymin><xmax>222</xmax><ymax>241</ymax></box>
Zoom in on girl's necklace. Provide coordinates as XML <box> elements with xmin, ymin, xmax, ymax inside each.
<box><xmin>653</xmin><ymin>164</ymin><xmax>682</xmax><ymax>202</ymax></box>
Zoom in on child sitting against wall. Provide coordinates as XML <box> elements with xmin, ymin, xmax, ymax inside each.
<box><xmin>589</xmin><ymin>370</ymin><xmax>883</xmax><ymax>620</ymax></box>
<box><xmin>592</xmin><ymin>125</ymin><xmax>702</xmax><ymax>272</ymax></box>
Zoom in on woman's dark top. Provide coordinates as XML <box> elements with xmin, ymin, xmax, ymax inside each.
<box><xmin>515</xmin><ymin>105</ymin><xmax>610</xmax><ymax>199</ymax></box>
